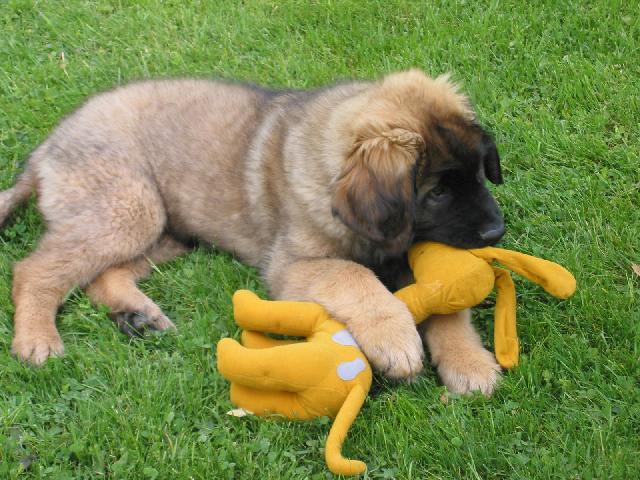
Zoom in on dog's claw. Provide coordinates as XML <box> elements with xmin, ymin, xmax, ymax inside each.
<box><xmin>109</xmin><ymin>311</ymin><xmax>175</xmax><ymax>337</ymax></box>
<box><xmin>110</xmin><ymin>311</ymin><xmax>147</xmax><ymax>337</ymax></box>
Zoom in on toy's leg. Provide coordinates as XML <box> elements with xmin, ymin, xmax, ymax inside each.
<box><xmin>492</xmin><ymin>267</ymin><xmax>519</xmax><ymax>368</ymax></box>
<box><xmin>229</xmin><ymin>383</ymin><xmax>312</xmax><ymax>419</ymax></box>
<box><xmin>217</xmin><ymin>338</ymin><xmax>325</xmax><ymax>391</ymax></box>
<box><xmin>233</xmin><ymin>290</ymin><xmax>325</xmax><ymax>337</ymax></box>
<box><xmin>240</xmin><ymin>330</ymin><xmax>301</xmax><ymax>349</ymax></box>
<box><xmin>325</xmin><ymin>385</ymin><xmax>368</xmax><ymax>476</ymax></box>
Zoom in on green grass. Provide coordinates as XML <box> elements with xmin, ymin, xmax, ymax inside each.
<box><xmin>1</xmin><ymin>0</ymin><xmax>639</xmax><ymax>478</ymax></box>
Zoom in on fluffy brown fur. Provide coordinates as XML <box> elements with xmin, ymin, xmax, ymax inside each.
<box><xmin>0</xmin><ymin>69</ymin><xmax>503</xmax><ymax>394</ymax></box>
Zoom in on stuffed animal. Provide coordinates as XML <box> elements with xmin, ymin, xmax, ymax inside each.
<box><xmin>395</xmin><ymin>242</ymin><xmax>577</xmax><ymax>368</ymax></box>
<box><xmin>217</xmin><ymin>290</ymin><xmax>372</xmax><ymax>476</ymax></box>
<box><xmin>216</xmin><ymin>242</ymin><xmax>576</xmax><ymax>475</ymax></box>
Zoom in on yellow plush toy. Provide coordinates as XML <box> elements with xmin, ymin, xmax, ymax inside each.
<box><xmin>216</xmin><ymin>242</ymin><xmax>576</xmax><ymax>476</ymax></box>
<box><xmin>217</xmin><ymin>290</ymin><xmax>372</xmax><ymax>476</ymax></box>
<box><xmin>395</xmin><ymin>242</ymin><xmax>577</xmax><ymax>368</ymax></box>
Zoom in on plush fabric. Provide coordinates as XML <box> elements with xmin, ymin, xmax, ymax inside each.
<box><xmin>396</xmin><ymin>242</ymin><xmax>576</xmax><ymax>368</ymax></box>
<box><xmin>217</xmin><ymin>290</ymin><xmax>371</xmax><ymax>476</ymax></box>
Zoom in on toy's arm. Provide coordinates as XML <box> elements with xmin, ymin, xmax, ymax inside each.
<box><xmin>469</xmin><ymin>247</ymin><xmax>576</xmax><ymax>299</ymax></box>
<box><xmin>325</xmin><ymin>385</ymin><xmax>368</xmax><ymax>476</ymax></box>
<box><xmin>492</xmin><ymin>267</ymin><xmax>519</xmax><ymax>369</ymax></box>
<box><xmin>233</xmin><ymin>290</ymin><xmax>326</xmax><ymax>337</ymax></box>
<box><xmin>394</xmin><ymin>282</ymin><xmax>447</xmax><ymax>324</ymax></box>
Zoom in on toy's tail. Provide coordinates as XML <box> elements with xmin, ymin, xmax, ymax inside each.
<box><xmin>325</xmin><ymin>385</ymin><xmax>368</xmax><ymax>476</ymax></box>
<box><xmin>0</xmin><ymin>169</ymin><xmax>36</xmax><ymax>227</ymax></box>
<box><xmin>470</xmin><ymin>247</ymin><xmax>576</xmax><ymax>299</ymax></box>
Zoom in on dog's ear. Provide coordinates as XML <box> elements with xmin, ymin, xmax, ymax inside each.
<box><xmin>481</xmin><ymin>134</ymin><xmax>503</xmax><ymax>184</ymax></box>
<box><xmin>332</xmin><ymin>128</ymin><xmax>424</xmax><ymax>243</ymax></box>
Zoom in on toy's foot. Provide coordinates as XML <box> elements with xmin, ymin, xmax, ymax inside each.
<box><xmin>110</xmin><ymin>311</ymin><xmax>176</xmax><ymax>337</ymax></box>
<box><xmin>351</xmin><ymin>299</ymin><xmax>424</xmax><ymax>381</ymax></box>
<box><xmin>435</xmin><ymin>345</ymin><xmax>501</xmax><ymax>396</ymax></box>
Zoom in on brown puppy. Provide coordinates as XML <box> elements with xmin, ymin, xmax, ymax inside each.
<box><xmin>0</xmin><ymin>70</ymin><xmax>504</xmax><ymax>394</ymax></box>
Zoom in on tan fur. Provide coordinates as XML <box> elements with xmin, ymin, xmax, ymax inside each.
<box><xmin>420</xmin><ymin>310</ymin><xmax>501</xmax><ymax>395</ymax></box>
<box><xmin>85</xmin><ymin>235</ymin><xmax>188</xmax><ymax>328</ymax></box>
<box><xmin>331</xmin><ymin>130</ymin><xmax>418</xmax><ymax>245</ymax></box>
<box><xmin>1</xmin><ymin>70</ymin><xmax>500</xmax><ymax>394</ymax></box>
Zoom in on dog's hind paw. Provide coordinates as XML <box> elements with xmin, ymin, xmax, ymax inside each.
<box><xmin>109</xmin><ymin>311</ymin><xmax>176</xmax><ymax>337</ymax></box>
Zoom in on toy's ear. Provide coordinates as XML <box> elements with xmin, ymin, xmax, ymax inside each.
<box><xmin>470</xmin><ymin>247</ymin><xmax>576</xmax><ymax>298</ymax></box>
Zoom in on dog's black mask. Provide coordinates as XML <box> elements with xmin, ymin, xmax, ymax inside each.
<box><xmin>413</xmin><ymin>124</ymin><xmax>505</xmax><ymax>249</ymax></box>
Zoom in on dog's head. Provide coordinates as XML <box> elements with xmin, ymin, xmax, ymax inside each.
<box><xmin>332</xmin><ymin>70</ymin><xmax>504</xmax><ymax>257</ymax></box>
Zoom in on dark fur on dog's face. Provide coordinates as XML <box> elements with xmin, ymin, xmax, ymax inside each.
<box><xmin>362</xmin><ymin>118</ymin><xmax>505</xmax><ymax>290</ymax></box>
<box><xmin>335</xmin><ymin>118</ymin><xmax>504</xmax><ymax>263</ymax></box>
<box><xmin>413</xmin><ymin>120</ymin><xmax>504</xmax><ymax>249</ymax></box>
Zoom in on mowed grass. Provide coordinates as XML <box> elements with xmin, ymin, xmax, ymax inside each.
<box><xmin>1</xmin><ymin>0</ymin><xmax>639</xmax><ymax>478</ymax></box>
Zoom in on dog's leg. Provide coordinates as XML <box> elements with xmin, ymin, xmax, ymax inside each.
<box><xmin>266</xmin><ymin>257</ymin><xmax>424</xmax><ymax>381</ymax></box>
<box><xmin>11</xmin><ymin>171</ymin><xmax>166</xmax><ymax>365</ymax></box>
<box><xmin>10</xmin><ymin>240</ymin><xmax>70</xmax><ymax>365</ymax></box>
<box><xmin>421</xmin><ymin>310</ymin><xmax>501</xmax><ymax>395</ymax></box>
<box><xmin>85</xmin><ymin>235</ymin><xmax>189</xmax><ymax>336</ymax></box>
<box><xmin>11</xmin><ymin>229</ymin><xmax>161</xmax><ymax>365</ymax></box>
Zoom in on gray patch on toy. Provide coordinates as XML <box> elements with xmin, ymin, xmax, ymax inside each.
<box><xmin>337</xmin><ymin>358</ymin><xmax>366</xmax><ymax>381</ymax></box>
<box><xmin>332</xmin><ymin>329</ymin><xmax>359</xmax><ymax>348</ymax></box>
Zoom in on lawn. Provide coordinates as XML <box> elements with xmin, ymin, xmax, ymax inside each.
<box><xmin>1</xmin><ymin>0</ymin><xmax>638</xmax><ymax>478</ymax></box>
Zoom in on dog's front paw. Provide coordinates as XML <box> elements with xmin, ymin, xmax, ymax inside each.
<box><xmin>11</xmin><ymin>331</ymin><xmax>65</xmax><ymax>366</ymax></box>
<box><xmin>351</xmin><ymin>302</ymin><xmax>424</xmax><ymax>381</ymax></box>
<box><xmin>435</xmin><ymin>346</ymin><xmax>501</xmax><ymax>396</ymax></box>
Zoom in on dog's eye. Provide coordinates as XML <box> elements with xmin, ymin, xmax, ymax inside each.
<box><xmin>429</xmin><ymin>185</ymin><xmax>448</xmax><ymax>198</ymax></box>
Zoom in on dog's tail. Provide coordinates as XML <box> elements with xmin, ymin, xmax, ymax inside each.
<box><xmin>0</xmin><ymin>168</ymin><xmax>36</xmax><ymax>227</ymax></box>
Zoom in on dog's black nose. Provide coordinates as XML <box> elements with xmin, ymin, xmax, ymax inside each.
<box><xmin>478</xmin><ymin>222</ymin><xmax>505</xmax><ymax>243</ymax></box>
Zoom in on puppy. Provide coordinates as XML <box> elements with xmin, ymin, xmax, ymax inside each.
<box><xmin>0</xmin><ymin>70</ymin><xmax>504</xmax><ymax>394</ymax></box>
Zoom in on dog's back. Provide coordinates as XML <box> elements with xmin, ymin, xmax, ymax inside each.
<box><xmin>1</xmin><ymin>78</ymin><xmax>370</xmax><ymax>265</ymax></box>
<box><xmin>2</xmin><ymin>80</ymin><xmax>274</xmax><ymax>259</ymax></box>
